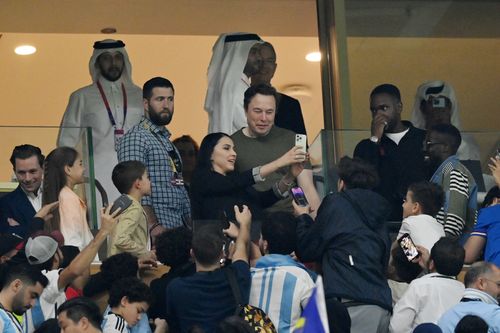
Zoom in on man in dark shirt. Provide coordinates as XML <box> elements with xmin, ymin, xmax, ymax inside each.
<box><xmin>354</xmin><ymin>84</ymin><xmax>427</xmax><ymax>221</ymax></box>
<box><xmin>166</xmin><ymin>205</ymin><xmax>252</xmax><ymax>333</ymax></box>
<box><xmin>0</xmin><ymin>144</ymin><xmax>44</xmax><ymax>237</ymax></box>
<box><xmin>250</xmin><ymin>41</ymin><xmax>307</xmax><ymax>136</ymax></box>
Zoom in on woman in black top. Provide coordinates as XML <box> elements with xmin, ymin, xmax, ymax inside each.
<box><xmin>190</xmin><ymin>132</ymin><xmax>304</xmax><ymax>238</ymax></box>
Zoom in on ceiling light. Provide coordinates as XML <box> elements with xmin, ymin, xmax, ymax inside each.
<box><xmin>305</xmin><ymin>52</ymin><xmax>321</xmax><ymax>62</ymax></box>
<box><xmin>101</xmin><ymin>27</ymin><xmax>117</xmax><ymax>34</ymax></box>
<box><xmin>15</xmin><ymin>45</ymin><xmax>36</xmax><ymax>55</ymax></box>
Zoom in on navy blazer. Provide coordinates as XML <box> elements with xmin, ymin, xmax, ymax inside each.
<box><xmin>0</xmin><ymin>185</ymin><xmax>37</xmax><ymax>237</ymax></box>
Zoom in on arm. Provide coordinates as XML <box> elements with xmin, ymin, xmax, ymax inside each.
<box><xmin>294</xmin><ymin>199</ymin><xmax>332</xmax><ymax>262</ymax></box>
<box><xmin>29</xmin><ymin>201</ymin><xmax>59</xmax><ymax>236</ymax></box>
<box><xmin>297</xmin><ymin>169</ymin><xmax>321</xmax><ymax>218</ymax></box>
<box><xmin>464</xmin><ymin>235</ymin><xmax>486</xmax><ymax>264</ymax></box>
<box><xmin>143</xmin><ymin>205</ymin><xmax>166</xmax><ymax>244</ymax></box>
<box><xmin>231</xmin><ymin>205</ymin><xmax>252</xmax><ymax>264</ymax></box>
<box><xmin>489</xmin><ymin>157</ymin><xmax>500</xmax><ymax>186</ymax></box>
<box><xmin>259</xmin><ymin>146</ymin><xmax>305</xmax><ymax>179</ymax></box>
<box><xmin>57</xmin><ymin>91</ymin><xmax>84</xmax><ymax>147</ymax></box>
<box><xmin>58</xmin><ymin>206</ymin><xmax>120</xmax><ymax>290</ymax></box>
<box><xmin>112</xmin><ymin>205</ymin><xmax>149</xmax><ymax>257</ymax></box>
<box><xmin>442</xmin><ymin>169</ymin><xmax>469</xmax><ymax>237</ymax></box>
<box><xmin>193</xmin><ymin>169</ymin><xmax>255</xmax><ymax>196</ymax></box>
<box><xmin>463</xmin><ymin>212</ymin><xmax>489</xmax><ymax>264</ymax></box>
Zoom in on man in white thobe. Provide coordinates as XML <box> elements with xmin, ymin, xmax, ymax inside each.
<box><xmin>57</xmin><ymin>39</ymin><xmax>143</xmax><ymax>203</ymax></box>
<box><xmin>204</xmin><ymin>32</ymin><xmax>263</xmax><ymax>135</ymax></box>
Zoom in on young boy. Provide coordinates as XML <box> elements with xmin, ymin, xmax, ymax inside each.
<box><xmin>109</xmin><ymin>161</ymin><xmax>154</xmax><ymax>259</ymax></box>
<box><xmin>102</xmin><ymin>277</ymin><xmax>166</xmax><ymax>333</ymax></box>
<box><xmin>398</xmin><ymin>181</ymin><xmax>446</xmax><ymax>251</ymax></box>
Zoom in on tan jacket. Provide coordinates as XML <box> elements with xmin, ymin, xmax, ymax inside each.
<box><xmin>107</xmin><ymin>195</ymin><xmax>149</xmax><ymax>257</ymax></box>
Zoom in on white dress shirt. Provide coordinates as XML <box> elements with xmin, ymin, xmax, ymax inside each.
<box><xmin>389</xmin><ymin>272</ymin><xmax>464</xmax><ymax>333</ymax></box>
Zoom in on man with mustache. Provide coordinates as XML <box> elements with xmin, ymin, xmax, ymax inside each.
<box><xmin>118</xmin><ymin>77</ymin><xmax>191</xmax><ymax>242</ymax></box>
<box><xmin>0</xmin><ymin>264</ymin><xmax>48</xmax><ymax>333</ymax></box>
<box><xmin>57</xmin><ymin>39</ymin><xmax>143</xmax><ymax>203</ymax></box>
<box><xmin>354</xmin><ymin>84</ymin><xmax>428</xmax><ymax>222</ymax></box>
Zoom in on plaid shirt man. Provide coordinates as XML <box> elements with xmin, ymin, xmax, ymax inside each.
<box><xmin>117</xmin><ymin>116</ymin><xmax>191</xmax><ymax>228</ymax></box>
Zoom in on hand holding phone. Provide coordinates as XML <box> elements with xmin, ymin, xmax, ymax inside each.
<box><xmin>110</xmin><ymin>194</ymin><xmax>133</xmax><ymax>216</ymax></box>
<box><xmin>398</xmin><ymin>233</ymin><xmax>420</xmax><ymax>261</ymax></box>
<box><xmin>295</xmin><ymin>134</ymin><xmax>307</xmax><ymax>156</ymax></box>
<box><xmin>290</xmin><ymin>186</ymin><xmax>309</xmax><ymax>207</ymax></box>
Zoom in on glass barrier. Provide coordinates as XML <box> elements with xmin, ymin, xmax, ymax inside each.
<box><xmin>341</xmin><ymin>1</ymin><xmax>499</xmax><ymax>134</ymax></box>
<box><xmin>309</xmin><ymin>129</ymin><xmax>500</xmax><ymax>198</ymax></box>
<box><xmin>0</xmin><ymin>126</ymin><xmax>98</xmax><ymax>229</ymax></box>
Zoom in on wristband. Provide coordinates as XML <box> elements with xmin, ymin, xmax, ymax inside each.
<box><xmin>252</xmin><ymin>166</ymin><xmax>266</xmax><ymax>182</ymax></box>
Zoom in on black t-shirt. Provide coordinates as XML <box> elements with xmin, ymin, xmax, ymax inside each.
<box><xmin>165</xmin><ymin>260</ymin><xmax>250</xmax><ymax>333</ymax></box>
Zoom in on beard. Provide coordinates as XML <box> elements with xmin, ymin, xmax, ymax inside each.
<box><xmin>12</xmin><ymin>292</ymin><xmax>29</xmax><ymax>315</ymax></box>
<box><xmin>100</xmin><ymin>66</ymin><xmax>123</xmax><ymax>82</ymax></box>
<box><xmin>148</xmin><ymin>106</ymin><xmax>173</xmax><ymax>126</ymax></box>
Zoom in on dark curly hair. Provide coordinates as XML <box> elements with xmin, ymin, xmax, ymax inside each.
<box><xmin>101</xmin><ymin>252</ymin><xmax>139</xmax><ymax>285</ymax></box>
<box><xmin>108</xmin><ymin>277</ymin><xmax>152</xmax><ymax>308</ymax></box>
<box><xmin>83</xmin><ymin>252</ymin><xmax>139</xmax><ymax>297</ymax></box>
<box><xmin>337</xmin><ymin>156</ymin><xmax>379</xmax><ymax>190</ymax></box>
<box><xmin>155</xmin><ymin>227</ymin><xmax>192</xmax><ymax>268</ymax></box>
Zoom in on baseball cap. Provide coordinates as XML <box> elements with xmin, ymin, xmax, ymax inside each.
<box><xmin>25</xmin><ymin>236</ymin><xmax>59</xmax><ymax>265</ymax></box>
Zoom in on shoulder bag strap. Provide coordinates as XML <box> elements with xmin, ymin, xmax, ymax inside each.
<box><xmin>224</xmin><ymin>266</ymin><xmax>243</xmax><ymax>315</ymax></box>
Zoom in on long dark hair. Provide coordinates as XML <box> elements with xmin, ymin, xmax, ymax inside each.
<box><xmin>194</xmin><ymin>132</ymin><xmax>231</xmax><ymax>173</ymax></box>
<box><xmin>42</xmin><ymin>146</ymin><xmax>79</xmax><ymax>232</ymax></box>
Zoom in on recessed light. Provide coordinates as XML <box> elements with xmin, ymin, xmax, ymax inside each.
<box><xmin>15</xmin><ymin>45</ymin><xmax>36</xmax><ymax>55</ymax></box>
<box><xmin>305</xmin><ymin>52</ymin><xmax>321</xmax><ymax>62</ymax></box>
<box><xmin>101</xmin><ymin>27</ymin><xmax>117</xmax><ymax>34</ymax></box>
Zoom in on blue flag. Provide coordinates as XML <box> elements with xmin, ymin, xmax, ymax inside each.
<box><xmin>293</xmin><ymin>275</ymin><xmax>329</xmax><ymax>333</ymax></box>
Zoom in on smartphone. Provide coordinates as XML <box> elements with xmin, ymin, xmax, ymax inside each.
<box><xmin>432</xmin><ymin>97</ymin><xmax>446</xmax><ymax>108</ymax></box>
<box><xmin>290</xmin><ymin>186</ymin><xmax>309</xmax><ymax>207</ymax></box>
<box><xmin>295</xmin><ymin>134</ymin><xmax>307</xmax><ymax>154</ymax></box>
<box><xmin>397</xmin><ymin>233</ymin><xmax>420</xmax><ymax>261</ymax></box>
<box><xmin>110</xmin><ymin>194</ymin><xmax>133</xmax><ymax>216</ymax></box>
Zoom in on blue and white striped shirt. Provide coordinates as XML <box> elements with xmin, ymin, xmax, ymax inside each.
<box><xmin>249</xmin><ymin>254</ymin><xmax>315</xmax><ymax>333</ymax></box>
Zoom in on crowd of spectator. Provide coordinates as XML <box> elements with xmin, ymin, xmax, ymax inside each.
<box><xmin>0</xmin><ymin>35</ymin><xmax>499</xmax><ymax>333</ymax></box>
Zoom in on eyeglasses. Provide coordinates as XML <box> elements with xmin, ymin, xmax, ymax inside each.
<box><xmin>425</xmin><ymin>141</ymin><xmax>446</xmax><ymax>147</ymax></box>
<box><xmin>482</xmin><ymin>278</ymin><xmax>500</xmax><ymax>287</ymax></box>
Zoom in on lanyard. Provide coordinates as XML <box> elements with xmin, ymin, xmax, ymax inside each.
<box><xmin>0</xmin><ymin>304</ymin><xmax>22</xmax><ymax>332</ymax></box>
<box><xmin>140</xmin><ymin>121</ymin><xmax>182</xmax><ymax>174</ymax></box>
<box><xmin>96</xmin><ymin>80</ymin><xmax>128</xmax><ymax>129</ymax></box>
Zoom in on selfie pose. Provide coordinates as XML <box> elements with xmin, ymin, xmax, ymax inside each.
<box><xmin>294</xmin><ymin>156</ymin><xmax>392</xmax><ymax>333</ymax></box>
<box><xmin>190</xmin><ymin>132</ymin><xmax>304</xmax><ymax>239</ymax></box>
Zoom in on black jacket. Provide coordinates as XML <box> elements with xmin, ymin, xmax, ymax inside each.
<box><xmin>296</xmin><ymin>188</ymin><xmax>392</xmax><ymax>311</ymax></box>
<box><xmin>354</xmin><ymin>121</ymin><xmax>427</xmax><ymax>221</ymax></box>
<box><xmin>190</xmin><ymin>169</ymin><xmax>280</xmax><ymax>240</ymax></box>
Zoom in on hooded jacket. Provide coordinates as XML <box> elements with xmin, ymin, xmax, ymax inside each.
<box><xmin>296</xmin><ymin>188</ymin><xmax>392</xmax><ymax>311</ymax></box>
